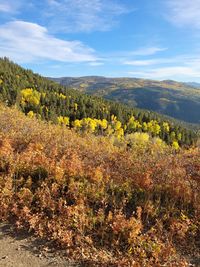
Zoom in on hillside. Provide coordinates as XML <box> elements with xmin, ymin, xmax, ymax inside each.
<box><xmin>51</xmin><ymin>76</ymin><xmax>200</xmax><ymax>124</ymax></box>
<box><xmin>0</xmin><ymin>58</ymin><xmax>198</xmax><ymax>148</ymax></box>
<box><xmin>0</xmin><ymin>104</ymin><xmax>199</xmax><ymax>266</ymax></box>
<box><xmin>186</xmin><ymin>82</ymin><xmax>200</xmax><ymax>88</ymax></box>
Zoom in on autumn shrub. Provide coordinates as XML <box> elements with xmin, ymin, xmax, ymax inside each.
<box><xmin>0</xmin><ymin>104</ymin><xmax>199</xmax><ymax>266</ymax></box>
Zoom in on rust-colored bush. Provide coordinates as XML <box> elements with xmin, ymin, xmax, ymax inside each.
<box><xmin>0</xmin><ymin>105</ymin><xmax>199</xmax><ymax>266</ymax></box>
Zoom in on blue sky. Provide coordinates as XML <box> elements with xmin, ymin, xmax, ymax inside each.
<box><xmin>1</xmin><ymin>0</ymin><xmax>200</xmax><ymax>81</ymax></box>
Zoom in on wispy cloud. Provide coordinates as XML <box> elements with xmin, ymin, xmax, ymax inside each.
<box><xmin>100</xmin><ymin>46</ymin><xmax>167</xmax><ymax>64</ymax></box>
<box><xmin>129</xmin><ymin>47</ymin><xmax>167</xmax><ymax>56</ymax></box>
<box><xmin>123</xmin><ymin>60</ymin><xmax>157</xmax><ymax>66</ymax></box>
<box><xmin>88</xmin><ymin>62</ymin><xmax>104</xmax><ymax>66</ymax></box>
<box><xmin>0</xmin><ymin>21</ymin><xmax>97</xmax><ymax>63</ymax></box>
<box><xmin>0</xmin><ymin>0</ymin><xmax>24</xmax><ymax>14</ymax></box>
<box><xmin>128</xmin><ymin>66</ymin><xmax>200</xmax><ymax>81</ymax></box>
<box><xmin>45</xmin><ymin>0</ymin><xmax>131</xmax><ymax>33</ymax></box>
<box><xmin>125</xmin><ymin>50</ymin><xmax>200</xmax><ymax>81</ymax></box>
<box><xmin>0</xmin><ymin>3</ymin><xmax>12</xmax><ymax>13</ymax></box>
<box><xmin>166</xmin><ymin>0</ymin><xmax>200</xmax><ymax>28</ymax></box>
<box><xmin>123</xmin><ymin>57</ymin><xmax>181</xmax><ymax>66</ymax></box>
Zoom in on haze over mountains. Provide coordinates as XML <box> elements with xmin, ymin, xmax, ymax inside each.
<box><xmin>50</xmin><ymin>76</ymin><xmax>200</xmax><ymax>124</ymax></box>
<box><xmin>186</xmin><ymin>82</ymin><xmax>200</xmax><ymax>88</ymax></box>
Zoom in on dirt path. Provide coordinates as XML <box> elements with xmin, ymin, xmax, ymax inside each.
<box><xmin>0</xmin><ymin>223</ymin><xmax>78</xmax><ymax>267</ymax></box>
<box><xmin>0</xmin><ymin>223</ymin><xmax>199</xmax><ymax>267</ymax></box>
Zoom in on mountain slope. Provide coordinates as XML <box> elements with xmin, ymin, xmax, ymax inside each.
<box><xmin>0</xmin><ymin>104</ymin><xmax>199</xmax><ymax>266</ymax></box>
<box><xmin>186</xmin><ymin>82</ymin><xmax>200</xmax><ymax>88</ymax></box>
<box><xmin>51</xmin><ymin>76</ymin><xmax>200</xmax><ymax>124</ymax></box>
<box><xmin>0</xmin><ymin>57</ymin><xmax>198</xmax><ymax>147</ymax></box>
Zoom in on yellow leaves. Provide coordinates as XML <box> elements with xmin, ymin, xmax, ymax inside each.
<box><xmin>162</xmin><ymin>122</ymin><xmax>170</xmax><ymax>132</ymax></box>
<box><xmin>57</xmin><ymin>116</ymin><xmax>70</xmax><ymax>126</ymax></box>
<box><xmin>106</xmin><ymin>125</ymin><xmax>114</xmax><ymax>136</ymax></box>
<box><xmin>54</xmin><ymin>92</ymin><xmax>67</xmax><ymax>99</ymax></box>
<box><xmin>63</xmin><ymin>117</ymin><xmax>70</xmax><ymax>125</ymax></box>
<box><xmin>115</xmin><ymin>127</ymin><xmax>124</xmax><ymax>140</ymax></box>
<box><xmin>147</xmin><ymin>120</ymin><xmax>161</xmax><ymax>135</ymax></box>
<box><xmin>113</xmin><ymin>120</ymin><xmax>121</xmax><ymax>131</ymax></box>
<box><xmin>27</xmin><ymin>110</ymin><xmax>34</xmax><ymax>118</ymax></box>
<box><xmin>177</xmin><ymin>133</ymin><xmax>182</xmax><ymax>141</ymax></box>
<box><xmin>127</xmin><ymin>116</ymin><xmax>142</xmax><ymax>131</ymax></box>
<box><xmin>20</xmin><ymin>88</ymin><xmax>41</xmax><ymax>106</ymax></box>
<box><xmin>111</xmin><ymin>114</ymin><xmax>117</xmax><ymax>122</ymax></box>
<box><xmin>170</xmin><ymin>131</ymin><xmax>176</xmax><ymax>141</ymax></box>
<box><xmin>98</xmin><ymin>119</ymin><xmax>108</xmax><ymax>130</ymax></box>
<box><xmin>126</xmin><ymin>132</ymin><xmax>150</xmax><ymax>147</ymax></box>
<box><xmin>73</xmin><ymin>119</ymin><xmax>82</xmax><ymax>129</ymax></box>
<box><xmin>82</xmin><ymin>118</ymin><xmax>97</xmax><ymax>132</ymax></box>
<box><xmin>151</xmin><ymin>137</ymin><xmax>167</xmax><ymax>152</ymax></box>
<box><xmin>74</xmin><ymin>103</ymin><xmax>78</xmax><ymax>111</ymax></box>
<box><xmin>73</xmin><ymin>118</ymin><xmax>108</xmax><ymax>133</ymax></box>
<box><xmin>60</xmin><ymin>93</ymin><xmax>67</xmax><ymax>99</ymax></box>
<box><xmin>108</xmin><ymin>116</ymin><xmax>124</xmax><ymax>139</ymax></box>
<box><xmin>172</xmin><ymin>141</ymin><xmax>179</xmax><ymax>150</ymax></box>
<box><xmin>142</xmin><ymin>122</ymin><xmax>148</xmax><ymax>131</ymax></box>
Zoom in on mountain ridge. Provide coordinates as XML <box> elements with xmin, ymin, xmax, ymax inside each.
<box><xmin>50</xmin><ymin>76</ymin><xmax>200</xmax><ymax>124</ymax></box>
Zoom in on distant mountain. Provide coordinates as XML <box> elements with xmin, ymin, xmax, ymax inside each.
<box><xmin>185</xmin><ymin>82</ymin><xmax>200</xmax><ymax>89</ymax></box>
<box><xmin>50</xmin><ymin>76</ymin><xmax>200</xmax><ymax>124</ymax></box>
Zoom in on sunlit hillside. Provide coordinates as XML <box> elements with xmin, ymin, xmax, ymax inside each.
<box><xmin>0</xmin><ymin>58</ymin><xmax>198</xmax><ymax>148</ymax></box>
<box><xmin>0</xmin><ymin>104</ymin><xmax>199</xmax><ymax>266</ymax></box>
<box><xmin>51</xmin><ymin>76</ymin><xmax>200</xmax><ymax>124</ymax></box>
<box><xmin>1</xmin><ymin>1</ymin><xmax>200</xmax><ymax>266</ymax></box>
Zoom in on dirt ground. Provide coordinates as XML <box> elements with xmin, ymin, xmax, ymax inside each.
<box><xmin>0</xmin><ymin>222</ymin><xmax>199</xmax><ymax>267</ymax></box>
<box><xmin>0</xmin><ymin>223</ymin><xmax>78</xmax><ymax>267</ymax></box>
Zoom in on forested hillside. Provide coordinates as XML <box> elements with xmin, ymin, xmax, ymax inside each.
<box><xmin>51</xmin><ymin>76</ymin><xmax>200</xmax><ymax>124</ymax></box>
<box><xmin>0</xmin><ymin>57</ymin><xmax>198</xmax><ymax>147</ymax></box>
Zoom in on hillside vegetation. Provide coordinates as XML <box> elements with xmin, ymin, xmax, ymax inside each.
<box><xmin>51</xmin><ymin>76</ymin><xmax>200</xmax><ymax>124</ymax></box>
<box><xmin>0</xmin><ymin>104</ymin><xmax>199</xmax><ymax>266</ymax></box>
<box><xmin>0</xmin><ymin>57</ymin><xmax>197</xmax><ymax>148</ymax></box>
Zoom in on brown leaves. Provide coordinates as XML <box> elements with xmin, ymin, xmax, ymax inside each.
<box><xmin>0</xmin><ymin>106</ymin><xmax>199</xmax><ymax>266</ymax></box>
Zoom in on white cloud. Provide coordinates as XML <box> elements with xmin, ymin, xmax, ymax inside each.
<box><xmin>0</xmin><ymin>21</ymin><xmax>98</xmax><ymax>63</ymax></box>
<box><xmin>45</xmin><ymin>0</ymin><xmax>131</xmax><ymax>33</ymax></box>
<box><xmin>88</xmin><ymin>62</ymin><xmax>104</xmax><ymax>66</ymax></box>
<box><xmin>101</xmin><ymin>47</ymin><xmax>167</xmax><ymax>64</ymax></box>
<box><xmin>166</xmin><ymin>0</ymin><xmax>200</xmax><ymax>28</ymax></box>
<box><xmin>0</xmin><ymin>3</ymin><xmax>12</xmax><ymax>12</ymax></box>
<box><xmin>124</xmin><ymin>52</ymin><xmax>200</xmax><ymax>81</ymax></box>
<box><xmin>128</xmin><ymin>66</ymin><xmax>200</xmax><ymax>80</ymax></box>
<box><xmin>129</xmin><ymin>47</ymin><xmax>167</xmax><ymax>56</ymax></box>
<box><xmin>0</xmin><ymin>0</ymin><xmax>23</xmax><ymax>13</ymax></box>
<box><xmin>124</xmin><ymin>59</ymin><xmax>159</xmax><ymax>66</ymax></box>
<box><xmin>123</xmin><ymin>57</ymin><xmax>179</xmax><ymax>66</ymax></box>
